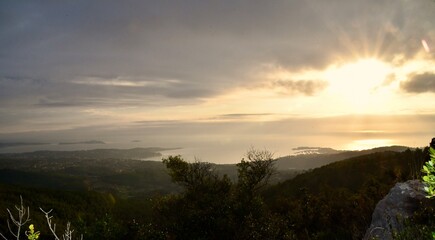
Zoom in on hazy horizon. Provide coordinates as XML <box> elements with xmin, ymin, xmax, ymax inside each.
<box><xmin>0</xmin><ymin>113</ymin><xmax>432</xmax><ymax>163</ymax></box>
<box><xmin>1</xmin><ymin>1</ymin><xmax>434</xmax><ymax>163</ymax></box>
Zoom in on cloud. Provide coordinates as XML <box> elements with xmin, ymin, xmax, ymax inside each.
<box><xmin>36</xmin><ymin>98</ymin><xmax>93</xmax><ymax>108</ymax></box>
<box><xmin>2</xmin><ymin>0</ymin><xmax>434</xmax><ymax>84</ymax></box>
<box><xmin>71</xmin><ymin>76</ymin><xmax>181</xmax><ymax>87</ymax></box>
<box><xmin>0</xmin><ymin>0</ymin><xmax>435</xmax><ymax>137</ymax></box>
<box><xmin>212</xmin><ymin>113</ymin><xmax>274</xmax><ymax>120</ymax></box>
<box><xmin>0</xmin><ymin>74</ymin><xmax>211</xmax><ymax>110</ymax></box>
<box><xmin>382</xmin><ymin>73</ymin><xmax>397</xmax><ymax>86</ymax></box>
<box><xmin>58</xmin><ymin>140</ymin><xmax>105</xmax><ymax>145</ymax></box>
<box><xmin>401</xmin><ymin>73</ymin><xmax>435</xmax><ymax>93</ymax></box>
<box><xmin>272</xmin><ymin>80</ymin><xmax>328</xmax><ymax>96</ymax></box>
<box><xmin>218</xmin><ymin>113</ymin><xmax>272</xmax><ymax>118</ymax></box>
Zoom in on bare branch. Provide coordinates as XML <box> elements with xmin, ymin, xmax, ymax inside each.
<box><xmin>2</xmin><ymin>196</ymin><xmax>82</xmax><ymax>240</ymax></box>
<box><xmin>4</xmin><ymin>196</ymin><xmax>31</xmax><ymax>240</ymax></box>
<box><xmin>40</xmin><ymin>208</ymin><xmax>81</xmax><ymax>240</ymax></box>
<box><xmin>0</xmin><ymin>232</ymin><xmax>8</xmax><ymax>240</ymax></box>
<box><xmin>7</xmin><ymin>218</ymin><xmax>15</xmax><ymax>238</ymax></box>
<box><xmin>62</xmin><ymin>222</ymin><xmax>75</xmax><ymax>240</ymax></box>
<box><xmin>40</xmin><ymin>208</ymin><xmax>61</xmax><ymax>240</ymax></box>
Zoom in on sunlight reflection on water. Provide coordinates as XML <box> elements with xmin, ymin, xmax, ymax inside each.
<box><xmin>344</xmin><ymin>139</ymin><xmax>393</xmax><ymax>151</ymax></box>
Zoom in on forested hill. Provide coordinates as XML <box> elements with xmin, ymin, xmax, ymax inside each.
<box><xmin>0</xmin><ymin>147</ymin><xmax>430</xmax><ymax>239</ymax></box>
<box><xmin>263</xmin><ymin>148</ymin><xmax>428</xmax><ymax>239</ymax></box>
<box><xmin>0</xmin><ymin>147</ymin><xmax>178</xmax><ymax>160</ymax></box>
<box><xmin>0</xmin><ymin>148</ymin><xmax>233</xmax><ymax>197</ymax></box>
<box><xmin>275</xmin><ymin>145</ymin><xmax>409</xmax><ymax>170</ymax></box>
<box><xmin>0</xmin><ymin>146</ymin><xmax>411</xmax><ymax>198</ymax></box>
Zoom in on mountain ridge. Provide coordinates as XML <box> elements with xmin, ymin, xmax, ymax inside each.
<box><xmin>276</xmin><ymin>145</ymin><xmax>410</xmax><ymax>170</ymax></box>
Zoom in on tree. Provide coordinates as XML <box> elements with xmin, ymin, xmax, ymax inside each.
<box><xmin>150</xmin><ymin>149</ymin><xmax>283</xmax><ymax>240</ymax></box>
<box><xmin>162</xmin><ymin>155</ymin><xmax>225</xmax><ymax>193</ymax></box>
<box><xmin>422</xmin><ymin>140</ymin><xmax>435</xmax><ymax>198</ymax></box>
<box><xmin>233</xmin><ymin>148</ymin><xmax>277</xmax><ymax>239</ymax></box>
<box><xmin>152</xmin><ymin>156</ymin><xmax>233</xmax><ymax>239</ymax></box>
<box><xmin>237</xmin><ymin>148</ymin><xmax>276</xmax><ymax>194</ymax></box>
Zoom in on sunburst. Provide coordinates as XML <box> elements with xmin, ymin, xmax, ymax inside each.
<box><xmin>323</xmin><ymin>58</ymin><xmax>393</xmax><ymax>112</ymax></box>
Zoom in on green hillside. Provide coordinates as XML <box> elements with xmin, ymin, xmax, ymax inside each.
<box><xmin>275</xmin><ymin>145</ymin><xmax>409</xmax><ymax>170</ymax></box>
<box><xmin>264</xmin><ymin>148</ymin><xmax>428</xmax><ymax>239</ymax></box>
<box><xmin>0</xmin><ymin>146</ymin><xmax>409</xmax><ymax>199</ymax></box>
<box><xmin>0</xmin><ymin>147</ymin><xmax>430</xmax><ymax>239</ymax></box>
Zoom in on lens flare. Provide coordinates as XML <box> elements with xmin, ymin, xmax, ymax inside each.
<box><xmin>422</xmin><ymin>39</ymin><xmax>430</xmax><ymax>53</ymax></box>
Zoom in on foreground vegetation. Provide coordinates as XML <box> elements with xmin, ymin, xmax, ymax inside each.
<box><xmin>0</xmin><ymin>146</ymin><xmax>434</xmax><ymax>239</ymax></box>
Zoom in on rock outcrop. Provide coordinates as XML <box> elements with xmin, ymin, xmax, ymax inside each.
<box><xmin>363</xmin><ymin>180</ymin><xmax>426</xmax><ymax>240</ymax></box>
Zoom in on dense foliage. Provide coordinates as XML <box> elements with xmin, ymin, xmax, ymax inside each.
<box><xmin>264</xmin><ymin>149</ymin><xmax>428</xmax><ymax>239</ymax></box>
<box><xmin>146</xmin><ymin>150</ymin><xmax>287</xmax><ymax>239</ymax></box>
<box><xmin>423</xmin><ymin>144</ymin><xmax>435</xmax><ymax>198</ymax></box>
<box><xmin>0</xmin><ymin>147</ymin><xmax>431</xmax><ymax>239</ymax></box>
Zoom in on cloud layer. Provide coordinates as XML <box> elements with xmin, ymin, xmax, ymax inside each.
<box><xmin>2</xmin><ymin>0</ymin><xmax>434</xmax><ymax>106</ymax></box>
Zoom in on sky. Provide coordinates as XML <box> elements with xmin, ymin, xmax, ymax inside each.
<box><xmin>0</xmin><ymin>0</ymin><xmax>434</xmax><ymax>163</ymax></box>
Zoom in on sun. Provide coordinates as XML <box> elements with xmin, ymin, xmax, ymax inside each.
<box><xmin>323</xmin><ymin>58</ymin><xmax>393</xmax><ymax>112</ymax></box>
<box><xmin>325</xmin><ymin>58</ymin><xmax>392</xmax><ymax>93</ymax></box>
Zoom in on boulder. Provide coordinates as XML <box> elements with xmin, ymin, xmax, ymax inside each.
<box><xmin>363</xmin><ymin>180</ymin><xmax>426</xmax><ymax>240</ymax></box>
